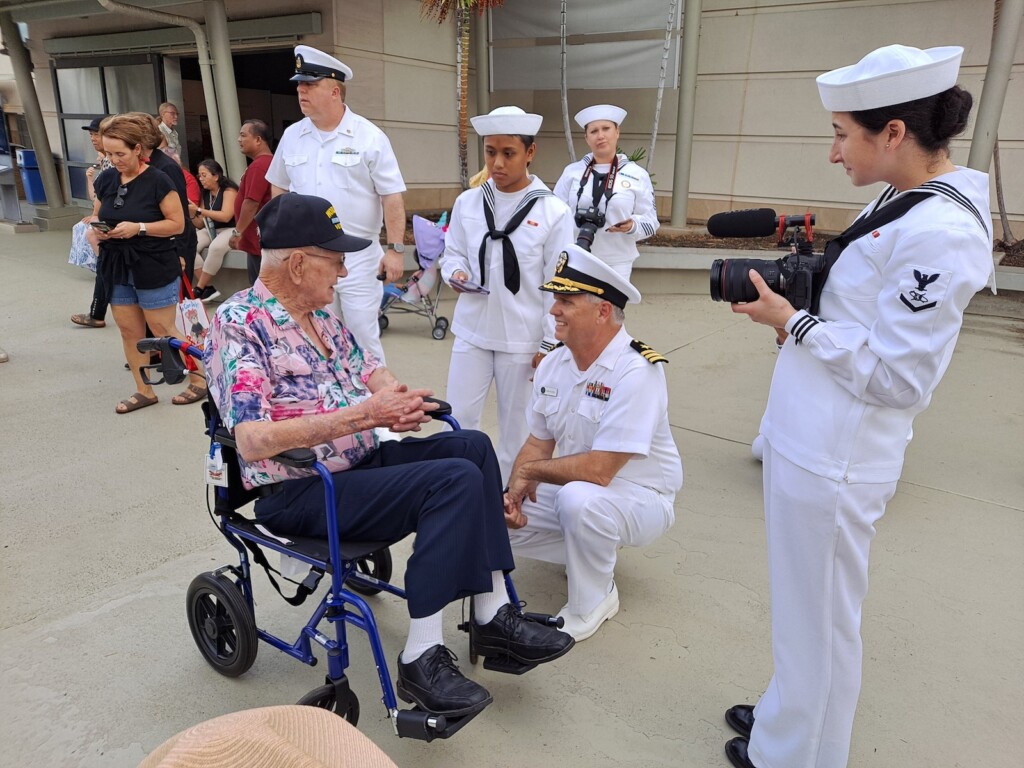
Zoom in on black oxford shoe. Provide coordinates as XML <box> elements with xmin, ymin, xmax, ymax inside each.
<box><xmin>725</xmin><ymin>703</ymin><xmax>755</xmax><ymax>739</ymax></box>
<box><xmin>396</xmin><ymin>645</ymin><xmax>493</xmax><ymax>717</ymax></box>
<box><xmin>725</xmin><ymin>736</ymin><xmax>757</xmax><ymax>768</ymax></box>
<box><xmin>472</xmin><ymin>604</ymin><xmax>575</xmax><ymax>664</ymax></box>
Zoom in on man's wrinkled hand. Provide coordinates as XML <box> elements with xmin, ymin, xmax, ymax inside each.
<box><xmin>366</xmin><ymin>384</ymin><xmax>437</xmax><ymax>432</ymax></box>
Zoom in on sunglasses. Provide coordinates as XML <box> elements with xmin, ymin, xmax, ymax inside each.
<box><xmin>113</xmin><ymin>185</ymin><xmax>128</xmax><ymax>209</ymax></box>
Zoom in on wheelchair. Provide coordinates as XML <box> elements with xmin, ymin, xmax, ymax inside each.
<box><xmin>138</xmin><ymin>337</ymin><xmax>563</xmax><ymax>742</ymax></box>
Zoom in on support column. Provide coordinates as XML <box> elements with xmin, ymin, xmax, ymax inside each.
<box><xmin>670</xmin><ymin>0</ymin><xmax>702</xmax><ymax>227</ymax></box>
<box><xmin>967</xmin><ymin>0</ymin><xmax>1023</xmax><ymax>172</ymax></box>
<box><xmin>0</xmin><ymin>11</ymin><xmax>80</xmax><ymax>229</ymax></box>
<box><xmin>203</xmin><ymin>0</ymin><xmax>245</xmax><ymax>181</ymax></box>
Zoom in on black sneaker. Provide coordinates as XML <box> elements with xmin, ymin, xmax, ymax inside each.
<box><xmin>396</xmin><ymin>645</ymin><xmax>492</xmax><ymax>717</ymax></box>
<box><xmin>472</xmin><ymin>604</ymin><xmax>575</xmax><ymax>665</ymax></box>
<box><xmin>198</xmin><ymin>285</ymin><xmax>221</xmax><ymax>303</ymax></box>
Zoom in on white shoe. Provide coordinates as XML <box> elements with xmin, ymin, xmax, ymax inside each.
<box><xmin>556</xmin><ymin>582</ymin><xmax>619</xmax><ymax>641</ymax></box>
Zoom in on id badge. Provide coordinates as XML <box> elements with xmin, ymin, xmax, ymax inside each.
<box><xmin>205</xmin><ymin>442</ymin><xmax>229</xmax><ymax>487</ymax></box>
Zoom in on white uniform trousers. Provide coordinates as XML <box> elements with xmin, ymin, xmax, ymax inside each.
<box><xmin>748</xmin><ymin>441</ymin><xmax>896</xmax><ymax>768</ymax></box>
<box><xmin>445</xmin><ymin>337</ymin><xmax>534</xmax><ymax>483</ymax></box>
<box><xmin>508</xmin><ymin>478</ymin><xmax>674</xmax><ymax>614</ymax></box>
<box><xmin>331</xmin><ymin>242</ymin><xmax>386</xmax><ymax>365</ymax></box>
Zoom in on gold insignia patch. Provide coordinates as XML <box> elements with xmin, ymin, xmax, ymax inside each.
<box><xmin>555</xmin><ymin>251</ymin><xmax>568</xmax><ymax>274</ymax></box>
<box><xmin>295</xmin><ymin>55</ymin><xmax>303</xmax><ymax>69</ymax></box>
<box><xmin>630</xmin><ymin>339</ymin><xmax>668</xmax><ymax>364</ymax></box>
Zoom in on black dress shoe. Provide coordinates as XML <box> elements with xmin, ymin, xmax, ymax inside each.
<box><xmin>725</xmin><ymin>704</ymin><xmax>755</xmax><ymax>739</ymax></box>
<box><xmin>472</xmin><ymin>604</ymin><xmax>576</xmax><ymax>664</ymax></box>
<box><xmin>396</xmin><ymin>645</ymin><xmax>492</xmax><ymax>717</ymax></box>
<box><xmin>725</xmin><ymin>736</ymin><xmax>757</xmax><ymax>768</ymax></box>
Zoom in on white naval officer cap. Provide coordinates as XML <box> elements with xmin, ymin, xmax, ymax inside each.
<box><xmin>540</xmin><ymin>243</ymin><xmax>641</xmax><ymax>309</ymax></box>
<box><xmin>470</xmin><ymin>106</ymin><xmax>543</xmax><ymax>137</ymax></box>
<box><xmin>816</xmin><ymin>44</ymin><xmax>963</xmax><ymax>112</ymax></box>
<box><xmin>574</xmin><ymin>104</ymin><xmax>627</xmax><ymax>129</ymax></box>
<box><xmin>291</xmin><ymin>45</ymin><xmax>354</xmax><ymax>83</ymax></box>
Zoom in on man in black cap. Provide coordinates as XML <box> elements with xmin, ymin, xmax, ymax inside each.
<box><xmin>70</xmin><ymin>116</ymin><xmax>114</xmax><ymax>329</ymax></box>
<box><xmin>203</xmin><ymin>192</ymin><xmax>574</xmax><ymax>719</ymax></box>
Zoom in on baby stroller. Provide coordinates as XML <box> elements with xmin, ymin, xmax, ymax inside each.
<box><xmin>378</xmin><ymin>214</ymin><xmax>449</xmax><ymax>340</ymax></box>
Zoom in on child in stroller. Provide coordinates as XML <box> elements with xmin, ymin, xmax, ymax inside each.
<box><xmin>378</xmin><ymin>214</ymin><xmax>450</xmax><ymax>340</ymax></box>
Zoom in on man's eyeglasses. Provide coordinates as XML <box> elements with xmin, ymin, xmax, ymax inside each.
<box><xmin>113</xmin><ymin>185</ymin><xmax>128</xmax><ymax>209</ymax></box>
<box><xmin>302</xmin><ymin>249</ymin><xmax>345</xmax><ymax>267</ymax></box>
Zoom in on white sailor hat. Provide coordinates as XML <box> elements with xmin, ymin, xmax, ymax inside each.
<box><xmin>291</xmin><ymin>45</ymin><xmax>353</xmax><ymax>83</ymax></box>
<box><xmin>540</xmin><ymin>243</ymin><xmax>641</xmax><ymax>308</ymax></box>
<box><xmin>470</xmin><ymin>106</ymin><xmax>543</xmax><ymax>137</ymax></box>
<box><xmin>816</xmin><ymin>44</ymin><xmax>963</xmax><ymax>112</ymax></box>
<box><xmin>574</xmin><ymin>104</ymin><xmax>627</xmax><ymax>130</ymax></box>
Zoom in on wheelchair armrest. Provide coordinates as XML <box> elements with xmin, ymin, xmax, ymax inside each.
<box><xmin>213</xmin><ymin>427</ymin><xmax>316</xmax><ymax>469</ymax></box>
<box><xmin>423</xmin><ymin>396</ymin><xmax>452</xmax><ymax>417</ymax></box>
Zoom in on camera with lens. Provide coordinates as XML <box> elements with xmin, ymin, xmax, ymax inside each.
<box><xmin>574</xmin><ymin>206</ymin><xmax>606</xmax><ymax>252</ymax></box>
<box><xmin>706</xmin><ymin>209</ymin><xmax>836</xmax><ymax>314</ymax></box>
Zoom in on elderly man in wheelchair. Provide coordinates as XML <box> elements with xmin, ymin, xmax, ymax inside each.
<box><xmin>201</xmin><ymin>193</ymin><xmax>574</xmax><ymax>725</ymax></box>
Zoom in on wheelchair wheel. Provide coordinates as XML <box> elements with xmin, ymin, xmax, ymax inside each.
<box><xmin>186</xmin><ymin>572</ymin><xmax>258</xmax><ymax>677</ymax></box>
<box><xmin>347</xmin><ymin>548</ymin><xmax>393</xmax><ymax>597</ymax></box>
<box><xmin>298</xmin><ymin>682</ymin><xmax>360</xmax><ymax>725</ymax></box>
<box><xmin>378</xmin><ymin>315</ymin><xmax>389</xmax><ymax>332</ymax></box>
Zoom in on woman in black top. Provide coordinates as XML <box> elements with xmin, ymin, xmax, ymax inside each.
<box><xmin>92</xmin><ymin>112</ymin><xmax>195</xmax><ymax>414</ymax></box>
<box><xmin>189</xmin><ymin>159</ymin><xmax>239</xmax><ymax>302</ymax></box>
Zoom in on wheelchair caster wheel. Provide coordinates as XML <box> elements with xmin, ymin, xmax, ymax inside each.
<box><xmin>378</xmin><ymin>315</ymin><xmax>389</xmax><ymax>332</ymax></box>
<box><xmin>186</xmin><ymin>572</ymin><xmax>258</xmax><ymax>677</ymax></box>
<box><xmin>298</xmin><ymin>679</ymin><xmax>360</xmax><ymax>725</ymax></box>
<box><xmin>347</xmin><ymin>547</ymin><xmax>393</xmax><ymax>597</ymax></box>
<box><xmin>435</xmin><ymin>316</ymin><xmax>449</xmax><ymax>331</ymax></box>
<box><xmin>431</xmin><ymin>324</ymin><xmax>447</xmax><ymax>340</ymax></box>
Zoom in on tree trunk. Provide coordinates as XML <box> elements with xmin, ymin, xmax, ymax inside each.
<box><xmin>560</xmin><ymin>0</ymin><xmax>575</xmax><ymax>163</ymax></box>
<box><xmin>648</xmin><ymin>0</ymin><xmax>678</xmax><ymax>170</ymax></box>
<box><xmin>457</xmin><ymin>6</ymin><xmax>470</xmax><ymax>189</ymax></box>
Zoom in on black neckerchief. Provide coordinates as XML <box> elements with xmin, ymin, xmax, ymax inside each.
<box><xmin>575</xmin><ymin>154</ymin><xmax>620</xmax><ymax>216</ymax></box>
<box><xmin>478</xmin><ymin>181</ymin><xmax>552</xmax><ymax>294</ymax></box>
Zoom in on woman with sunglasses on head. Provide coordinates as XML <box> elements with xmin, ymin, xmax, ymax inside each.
<box><xmin>189</xmin><ymin>159</ymin><xmax>239</xmax><ymax>302</ymax></box>
<box><xmin>722</xmin><ymin>45</ymin><xmax>992</xmax><ymax>768</ymax></box>
<box><xmin>553</xmin><ymin>105</ymin><xmax>658</xmax><ymax>280</ymax></box>
<box><xmin>92</xmin><ymin>112</ymin><xmax>195</xmax><ymax>414</ymax></box>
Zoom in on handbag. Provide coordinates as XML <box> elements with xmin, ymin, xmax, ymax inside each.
<box><xmin>175</xmin><ymin>273</ymin><xmax>211</xmax><ymax>358</ymax></box>
<box><xmin>68</xmin><ymin>221</ymin><xmax>98</xmax><ymax>272</ymax></box>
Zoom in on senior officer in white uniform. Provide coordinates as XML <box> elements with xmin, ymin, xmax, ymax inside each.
<box><xmin>440</xmin><ymin>106</ymin><xmax>574</xmax><ymax>482</ymax></box>
<box><xmin>553</xmin><ymin>105</ymin><xmax>659</xmax><ymax>280</ymax></box>
<box><xmin>504</xmin><ymin>244</ymin><xmax>683</xmax><ymax>641</ymax></box>
<box><xmin>722</xmin><ymin>46</ymin><xmax>993</xmax><ymax>768</ymax></box>
<box><xmin>266</xmin><ymin>45</ymin><xmax>406</xmax><ymax>364</ymax></box>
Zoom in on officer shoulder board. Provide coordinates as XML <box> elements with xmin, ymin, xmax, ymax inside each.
<box><xmin>630</xmin><ymin>339</ymin><xmax>668</xmax><ymax>364</ymax></box>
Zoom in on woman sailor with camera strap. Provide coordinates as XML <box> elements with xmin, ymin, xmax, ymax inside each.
<box><xmin>440</xmin><ymin>107</ymin><xmax>574</xmax><ymax>482</ymax></box>
<box><xmin>723</xmin><ymin>46</ymin><xmax>993</xmax><ymax>768</ymax></box>
<box><xmin>553</xmin><ymin>105</ymin><xmax>659</xmax><ymax>280</ymax></box>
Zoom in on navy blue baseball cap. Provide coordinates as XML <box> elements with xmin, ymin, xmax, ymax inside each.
<box><xmin>256</xmin><ymin>193</ymin><xmax>372</xmax><ymax>253</ymax></box>
<box><xmin>83</xmin><ymin>116</ymin><xmax>108</xmax><ymax>132</ymax></box>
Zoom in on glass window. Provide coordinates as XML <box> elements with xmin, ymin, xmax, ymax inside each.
<box><xmin>55</xmin><ymin>68</ymin><xmax>104</xmax><ymax>114</ymax></box>
<box><xmin>104</xmin><ymin>64</ymin><xmax>157</xmax><ymax>114</ymax></box>
<box><xmin>68</xmin><ymin>166</ymin><xmax>90</xmax><ymax>201</ymax></box>
<box><xmin>64</xmin><ymin>119</ymin><xmax>98</xmax><ymax>163</ymax></box>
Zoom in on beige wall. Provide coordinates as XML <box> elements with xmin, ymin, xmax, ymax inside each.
<box><xmin>496</xmin><ymin>0</ymin><xmax>1024</xmax><ymax>231</ymax></box>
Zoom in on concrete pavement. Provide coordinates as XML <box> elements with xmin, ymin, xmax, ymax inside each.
<box><xmin>1</xmin><ymin>231</ymin><xmax>1021</xmax><ymax>767</ymax></box>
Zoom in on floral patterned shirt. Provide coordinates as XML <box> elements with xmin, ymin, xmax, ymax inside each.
<box><xmin>204</xmin><ymin>280</ymin><xmax>380</xmax><ymax>488</ymax></box>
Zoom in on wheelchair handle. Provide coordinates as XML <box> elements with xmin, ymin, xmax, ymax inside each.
<box><xmin>422</xmin><ymin>396</ymin><xmax>452</xmax><ymax>417</ymax></box>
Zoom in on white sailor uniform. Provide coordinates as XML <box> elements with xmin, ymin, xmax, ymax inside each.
<box><xmin>748</xmin><ymin>167</ymin><xmax>993</xmax><ymax>768</ymax></box>
<box><xmin>553</xmin><ymin>153</ymin><xmax>658</xmax><ymax>279</ymax></box>
<box><xmin>439</xmin><ymin>176</ymin><xmax>574</xmax><ymax>481</ymax></box>
<box><xmin>508</xmin><ymin>327</ymin><xmax>683</xmax><ymax>614</ymax></box>
<box><xmin>266</xmin><ymin>108</ymin><xmax>406</xmax><ymax>363</ymax></box>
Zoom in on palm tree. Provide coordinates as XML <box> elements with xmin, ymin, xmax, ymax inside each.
<box><xmin>421</xmin><ymin>0</ymin><xmax>505</xmax><ymax>189</ymax></box>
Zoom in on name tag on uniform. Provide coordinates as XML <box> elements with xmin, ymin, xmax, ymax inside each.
<box><xmin>539</xmin><ymin>386</ymin><xmax>558</xmax><ymax>397</ymax></box>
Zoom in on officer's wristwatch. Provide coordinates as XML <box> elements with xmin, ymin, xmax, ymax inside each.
<box><xmin>387</xmin><ymin>243</ymin><xmax>405</xmax><ymax>253</ymax></box>
<box><xmin>138</xmin><ymin>222</ymin><xmax>147</xmax><ymax>236</ymax></box>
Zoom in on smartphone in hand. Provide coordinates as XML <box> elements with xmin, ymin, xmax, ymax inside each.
<box><xmin>89</xmin><ymin>221</ymin><xmax>112</xmax><ymax>233</ymax></box>
<box><xmin>449</xmin><ymin>277</ymin><xmax>490</xmax><ymax>295</ymax></box>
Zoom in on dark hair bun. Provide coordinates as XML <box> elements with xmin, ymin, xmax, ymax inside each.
<box><xmin>933</xmin><ymin>86</ymin><xmax>973</xmax><ymax>141</ymax></box>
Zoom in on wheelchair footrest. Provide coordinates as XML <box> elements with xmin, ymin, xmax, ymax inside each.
<box><xmin>396</xmin><ymin>706</ymin><xmax>482</xmax><ymax>741</ymax></box>
<box><xmin>481</xmin><ymin>655</ymin><xmax>537</xmax><ymax>675</ymax></box>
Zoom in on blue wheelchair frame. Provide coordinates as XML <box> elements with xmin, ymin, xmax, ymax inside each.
<box><xmin>142</xmin><ymin>337</ymin><xmax>527</xmax><ymax>741</ymax></box>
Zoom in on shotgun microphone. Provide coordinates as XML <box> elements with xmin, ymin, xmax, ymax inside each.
<box><xmin>707</xmin><ymin>209</ymin><xmax>815</xmax><ymax>238</ymax></box>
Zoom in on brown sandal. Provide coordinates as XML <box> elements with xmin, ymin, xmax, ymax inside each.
<box><xmin>172</xmin><ymin>381</ymin><xmax>208</xmax><ymax>405</ymax></box>
<box><xmin>115</xmin><ymin>392</ymin><xmax>158</xmax><ymax>414</ymax></box>
<box><xmin>71</xmin><ymin>313</ymin><xmax>105</xmax><ymax>328</ymax></box>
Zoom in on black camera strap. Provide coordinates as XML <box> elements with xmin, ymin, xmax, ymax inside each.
<box><xmin>810</xmin><ymin>190</ymin><xmax>933</xmax><ymax>314</ymax></box>
<box><xmin>576</xmin><ymin>154</ymin><xmax>620</xmax><ymax>216</ymax></box>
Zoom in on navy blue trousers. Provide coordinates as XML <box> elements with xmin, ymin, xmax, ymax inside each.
<box><xmin>254</xmin><ymin>429</ymin><xmax>514</xmax><ymax>618</ymax></box>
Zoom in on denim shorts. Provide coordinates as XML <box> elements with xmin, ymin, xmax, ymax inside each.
<box><xmin>110</xmin><ymin>274</ymin><xmax>180</xmax><ymax>310</ymax></box>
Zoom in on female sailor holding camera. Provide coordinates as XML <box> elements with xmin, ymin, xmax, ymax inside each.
<box><xmin>723</xmin><ymin>46</ymin><xmax>992</xmax><ymax>768</ymax></box>
<box><xmin>553</xmin><ymin>105</ymin><xmax>659</xmax><ymax>279</ymax></box>
<box><xmin>440</xmin><ymin>106</ymin><xmax>573</xmax><ymax>481</ymax></box>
